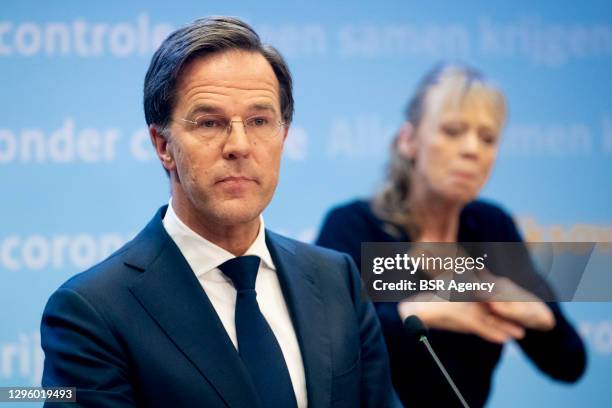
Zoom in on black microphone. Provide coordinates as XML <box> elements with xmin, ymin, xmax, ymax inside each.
<box><xmin>403</xmin><ymin>315</ymin><xmax>470</xmax><ymax>408</ymax></box>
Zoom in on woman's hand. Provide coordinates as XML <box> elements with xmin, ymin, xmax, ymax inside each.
<box><xmin>485</xmin><ymin>277</ymin><xmax>556</xmax><ymax>331</ymax></box>
<box><xmin>398</xmin><ymin>290</ymin><xmax>556</xmax><ymax>344</ymax></box>
<box><xmin>486</xmin><ymin>301</ymin><xmax>555</xmax><ymax>331</ymax></box>
<box><xmin>398</xmin><ymin>296</ymin><xmax>526</xmax><ymax>344</ymax></box>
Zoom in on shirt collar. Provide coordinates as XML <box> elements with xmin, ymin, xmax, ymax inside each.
<box><xmin>162</xmin><ymin>198</ymin><xmax>276</xmax><ymax>278</ymax></box>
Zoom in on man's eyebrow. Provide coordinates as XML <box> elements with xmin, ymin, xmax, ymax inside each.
<box><xmin>187</xmin><ymin>104</ymin><xmax>223</xmax><ymax>117</ymax></box>
<box><xmin>248</xmin><ymin>103</ymin><xmax>277</xmax><ymax>113</ymax></box>
<box><xmin>186</xmin><ymin>103</ymin><xmax>278</xmax><ymax>118</ymax></box>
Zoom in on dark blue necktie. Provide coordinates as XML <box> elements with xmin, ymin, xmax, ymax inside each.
<box><xmin>218</xmin><ymin>256</ymin><xmax>298</xmax><ymax>408</ymax></box>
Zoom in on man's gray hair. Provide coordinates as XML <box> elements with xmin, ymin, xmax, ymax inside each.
<box><xmin>143</xmin><ymin>16</ymin><xmax>294</xmax><ymax>129</ymax></box>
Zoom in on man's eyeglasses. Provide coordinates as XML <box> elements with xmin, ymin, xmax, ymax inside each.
<box><xmin>177</xmin><ymin>114</ymin><xmax>286</xmax><ymax>141</ymax></box>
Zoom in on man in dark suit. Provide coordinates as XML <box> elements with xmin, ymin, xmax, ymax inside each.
<box><xmin>40</xmin><ymin>16</ymin><xmax>399</xmax><ymax>408</ymax></box>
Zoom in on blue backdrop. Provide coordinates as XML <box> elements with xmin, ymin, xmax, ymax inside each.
<box><xmin>1</xmin><ymin>1</ymin><xmax>611</xmax><ymax>406</ymax></box>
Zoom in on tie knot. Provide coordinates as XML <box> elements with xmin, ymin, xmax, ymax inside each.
<box><xmin>218</xmin><ymin>255</ymin><xmax>261</xmax><ymax>291</ymax></box>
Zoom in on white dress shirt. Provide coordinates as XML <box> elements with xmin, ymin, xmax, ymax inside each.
<box><xmin>162</xmin><ymin>201</ymin><xmax>307</xmax><ymax>408</ymax></box>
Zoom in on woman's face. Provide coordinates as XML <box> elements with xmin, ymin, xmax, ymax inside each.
<box><xmin>405</xmin><ymin>86</ymin><xmax>504</xmax><ymax>204</ymax></box>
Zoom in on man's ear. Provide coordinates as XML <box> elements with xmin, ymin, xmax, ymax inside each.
<box><xmin>149</xmin><ymin>124</ymin><xmax>175</xmax><ymax>171</ymax></box>
<box><xmin>396</xmin><ymin>122</ymin><xmax>417</xmax><ymax>160</ymax></box>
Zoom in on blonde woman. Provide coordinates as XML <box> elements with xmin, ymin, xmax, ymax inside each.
<box><xmin>316</xmin><ymin>64</ymin><xmax>585</xmax><ymax>407</ymax></box>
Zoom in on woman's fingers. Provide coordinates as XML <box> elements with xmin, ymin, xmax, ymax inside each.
<box><xmin>467</xmin><ymin>305</ymin><xmax>525</xmax><ymax>344</ymax></box>
<box><xmin>487</xmin><ymin>301</ymin><xmax>556</xmax><ymax>331</ymax></box>
<box><xmin>405</xmin><ymin>301</ymin><xmax>526</xmax><ymax>343</ymax></box>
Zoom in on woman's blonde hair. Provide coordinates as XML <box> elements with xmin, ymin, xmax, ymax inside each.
<box><xmin>372</xmin><ymin>63</ymin><xmax>507</xmax><ymax>239</ymax></box>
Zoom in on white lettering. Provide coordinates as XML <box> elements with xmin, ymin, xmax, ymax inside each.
<box><xmin>22</xmin><ymin>235</ymin><xmax>50</xmax><ymax>270</ymax></box>
<box><xmin>0</xmin><ymin>233</ymin><xmax>129</xmax><ymax>271</ymax></box>
<box><xmin>503</xmin><ymin>122</ymin><xmax>592</xmax><ymax>156</ymax></box>
<box><xmin>1</xmin><ymin>344</ymin><xmax>17</xmax><ymax>377</ymax></box>
<box><xmin>77</xmin><ymin>128</ymin><xmax>102</xmax><ymax>162</ymax></box>
<box><xmin>48</xmin><ymin>119</ymin><xmax>75</xmax><ymax>162</ymax></box>
<box><xmin>0</xmin><ymin>333</ymin><xmax>44</xmax><ymax>385</ymax></box>
<box><xmin>20</xmin><ymin>129</ymin><xmax>45</xmax><ymax>162</ymax></box>
<box><xmin>51</xmin><ymin>235</ymin><xmax>69</xmax><ymax>268</ymax></box>
<box><xmin>0</xmin><ymin>22</ymin><xmax>13</xmax><ymax>55</ymax></box>
<box><xmin>479</xmin><ymin>16</ymin><xmax>612</xmax><ymax>67</ymax></box>
<box><xmin>73</xmin><ymin>19</ymin><xmax>89</xmax><ymax>56</ymax></box>
<box><xmin>15</xmin><ymin>22</ymin><xmax>41</xmax><ymax>56</ymax></box>
<box><xmin>109</xmin><ymin>23</ymin><xmax>136</xmax><ymax>57</ymax></box>
<box><xmin>151</xmin><ymin>24</ymin><xmax>174</xmax><ymax>50</ymax></box>
<box><xmin>257</xmin><ymin>24</ymin><xmax>327</xmax><ymax>57</ymax></box>
<box><xmin>45</xmin><ymin>23</ymin><xmax>70</xmax><ymax>55</ymax></box>
<box><xmin>0</xmin><ymin>129</ymin><xmax>17</xmax><ymax>163</ymax></box>
<box><xmin>0</xmin><ymin>236</ymin><xmax>20</xmax><ymax>270</ymax></box>
<box><xmin>0</xmin><ymin>119</ymin><xmax>121</xmax><ymax>164</ymax></box>
<box><xmin>90</xmin><ymin>23</ymin><xmax>108</xmax><ymax>56</ymax></box>
<box><xmin>338</xmin><ymin>23</ymin><xmax>470</xmax><ymax>58</ymax></box>
<box><xmin>0</xmin><ymin>15</ymin><xmax>174</xmax><ymax>58</ymax></box>
<box><xmin>69</xmin><ymin>234</ymin><xmax>98</xmax><ymax>269</ymax></box>
<box><xmin>327</xmin><ymin>116</ymin><xmax>395</xmax><ymax>158</ymax></box>
<box><xmin>130</xmin><ymin>128</ymin><xmax>153</xmax><ymax>161</ymax></box>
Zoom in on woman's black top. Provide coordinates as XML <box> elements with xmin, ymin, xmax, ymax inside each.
<box><xmin>316</xmin><ymin>199</ymin><xmax>586</xmax><ymax>407</ymax></box>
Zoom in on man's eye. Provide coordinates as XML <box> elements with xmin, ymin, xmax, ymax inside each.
<box><xmin>248</xmin><ymin>117</ymin><xmax>269</xmax><ymax>127</ymax></box>
<box><xmin>197</xmin><ymin>119</ymin><xmax>223</xmax><ymax>128</ymax></box>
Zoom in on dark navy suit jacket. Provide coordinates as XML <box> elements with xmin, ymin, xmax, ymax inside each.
<box><xmin>41</xmin><ymin>206</ymin><xmax>399</xmax><ymax>407</ymax></box>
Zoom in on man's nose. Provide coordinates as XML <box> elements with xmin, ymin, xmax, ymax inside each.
<box><xmin>222</xmin><ymin>120</ymin><xmax>251</xmax><ymax>160</ymax></box>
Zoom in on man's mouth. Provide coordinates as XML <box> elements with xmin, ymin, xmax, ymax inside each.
<box><xmin>216</xmin><ymin>175</ymin><xmax>257</xmax><ymax>186</ymax></box>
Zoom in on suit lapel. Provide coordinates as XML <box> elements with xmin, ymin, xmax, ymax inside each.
<box><xmin>126</xmin><ymin>208</ymin><xmax>260</xmax><ymax>408</ymax></box>
<box><xmin>266</xmin><ymin>231</ymin><xmax>332</xmax><ymax>408</ymax></box>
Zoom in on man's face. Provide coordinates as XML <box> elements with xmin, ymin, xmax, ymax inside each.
<box><xmin>155</xmin><ymin>50</ymin><xmax>287</xmax><ymax>229</ymax></box>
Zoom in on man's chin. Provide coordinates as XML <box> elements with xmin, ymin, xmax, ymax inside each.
<box><xmin>205</xmin><ymin>202</ymin><xmax>263</xmax><ymax>227</ymax></box>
